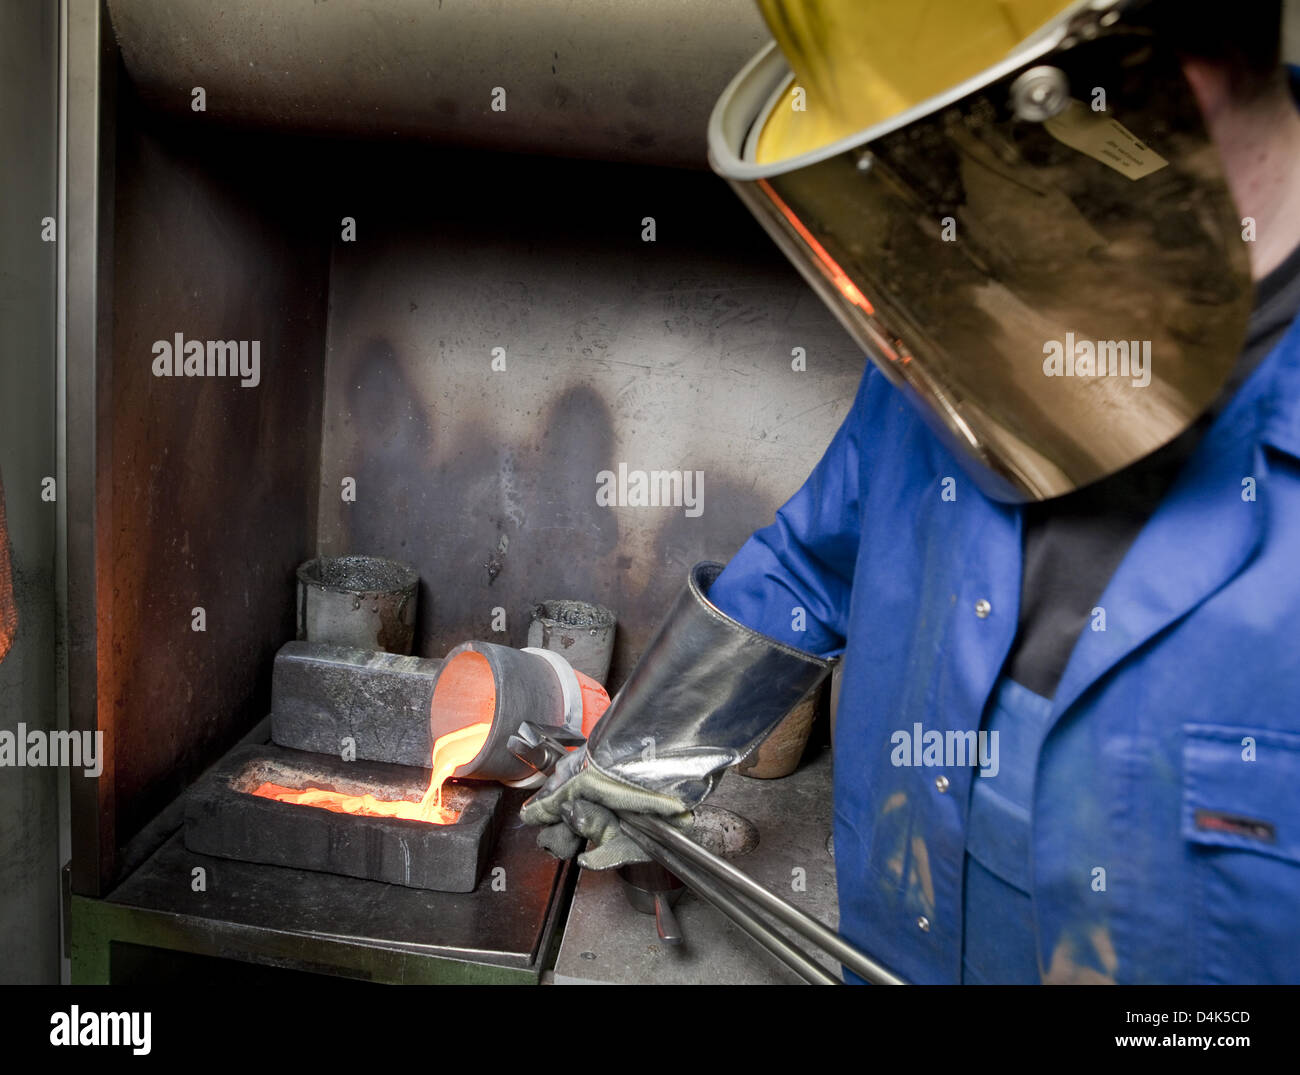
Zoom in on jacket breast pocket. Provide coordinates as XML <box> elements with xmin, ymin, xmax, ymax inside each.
<box><xmin>1181</xmin><ymin>723</ymin><xmax>1300</xmax><ymax>984</ymax></box>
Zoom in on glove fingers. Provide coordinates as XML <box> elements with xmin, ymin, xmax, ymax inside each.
<box><xmin>519</xmin><ymin>793</ymin><xmax>561</xmax><ymax>826</ymax></box>
<box><xmin>560</xmin><ymin>799</ymin><xmax>621</xmax><ymax>843</ymax></box>
<box><xmin>519</xmin><ymin>781</ymin><xmax>575</xmax><ymax>826</ymax></box>
<box><xmin>563</xmin><ymin>801</ymin><xmax>649</xmax><ymax>869</ymax></box>
<box><xmin>519</xmin><ymin>748</ymin><xmax>694</xmax><ymax>872</ymax></box>
<box><xmin>535</xmin><ymin>822</ymin><xmax>582</xmax><ymax>860</ymax></box>
<box><xmin>535</xmin><ymin>804</ymin><xmax>646</xmax><ymax>869</ymax></box>
<box><xmin>578</xmin><ymin>834</ymin><xmax>649</xmax><ymax>870</ymax></box>
<box><xmin>519</xmin><ymin>750</ymin><xmax>587</xmax><ymax>825</ymax></box>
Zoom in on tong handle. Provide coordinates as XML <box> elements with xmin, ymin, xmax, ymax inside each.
<box><xmin>654</xmin><ymin>894</ymin><xmax>683</xmax><ymax>947</ymax></box>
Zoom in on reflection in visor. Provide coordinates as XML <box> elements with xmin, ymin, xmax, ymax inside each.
<box><xmin>712</xmin><ymin>9</ymin><xmax>1253</xmax><ymax>500</ymax></box>
<box><xmin>757</xmin><ymin>178</ymin><xmax>875</xmax><ymax>317</ymax></box>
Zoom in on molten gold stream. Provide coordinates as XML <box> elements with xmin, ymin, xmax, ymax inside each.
<box><xmin>252</xmin><ymin>721</ymin><xmax>491</xmax><ymax>825</ymax></box>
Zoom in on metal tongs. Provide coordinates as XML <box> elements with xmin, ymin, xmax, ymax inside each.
<box><xmin>618</xmin><ymin>812</ymin><xmax>904</xmax><ymax>985</ymax></box>
<box><xmin>512</xmin><ymin>721</ymin><xmax>906</xmax><ymax>986</ymax></box>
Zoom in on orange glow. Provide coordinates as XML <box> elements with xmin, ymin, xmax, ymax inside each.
<box><xmin>430</xmin><ymin>650</ymin><xmax>498</xmax><ymax>732</ymax></box>
<box><xmin>252</xmin><ymin>646</ymin><xmax>613</xmax><ymax>823</ymax></box>
<box><xmin>253</xmin><ymin>722</ymin><xmax>491</xmax><ymax>825</ymax></box>
<box><xmin>575</xmin><ymin>668</ymin><xmax>611</xmax><ymax>738</ymax></box>
<box><xmin>757</xmin><ymin>179</ymin><xmax>875</xmax><ymax>314</ymax></box>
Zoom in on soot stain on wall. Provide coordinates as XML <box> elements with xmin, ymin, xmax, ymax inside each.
<box><xmin>331</xmin><ymin>339</ymin><xmax>787</xmax><ymax>689</ymax></box>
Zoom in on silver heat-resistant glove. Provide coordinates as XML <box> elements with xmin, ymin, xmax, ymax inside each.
<box><xmin>520</xmin><ymin>561</ymin><xmax>831</xmax><ymax>869</ymax></box>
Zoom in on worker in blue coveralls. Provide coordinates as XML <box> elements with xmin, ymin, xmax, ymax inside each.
<box><xmin>523</xmin><ymin>0</ymin><xmax>1300</xmax><ymax>984</ymax></box>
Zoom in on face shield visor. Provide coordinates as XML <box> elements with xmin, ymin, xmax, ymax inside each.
<box><xmin>709</xmin><ymin>0</ymin><xmax>1253</xmax><ymax>502</ymax></box>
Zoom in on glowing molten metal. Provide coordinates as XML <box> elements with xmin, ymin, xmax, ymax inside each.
<box><xmin>251</xmin><ymin>645</ymin><xmax>609</xmax><ymax>825</ymax></box>
<box><xmin>252</xmin><ymin>722</ymin><xmax>490</xmax><ymax>825</ymax></box>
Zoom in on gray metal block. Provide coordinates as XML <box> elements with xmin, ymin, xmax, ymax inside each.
<box><xmin>270</xmin><ymin>641</ymin><xmax>440</xmax><ymax>768</ymax></box>
<box><xmin>183</xmin><ymin>743</ymin><xmax>504</xmax><ymax>892</ymax></box>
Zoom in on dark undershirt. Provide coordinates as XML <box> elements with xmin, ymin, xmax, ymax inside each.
<box><xmin>1003</xmin><ymin>238</ymin><xmax>1300</xmax><ymax>699</ymax></box>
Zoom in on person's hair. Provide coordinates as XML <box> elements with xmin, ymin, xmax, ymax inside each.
<box><xmin>1142</xmin><ymin>0</ymin><xmax>1285</xmax><ymax>100</ymax></box>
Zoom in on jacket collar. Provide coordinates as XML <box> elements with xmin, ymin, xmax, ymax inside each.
<box><xmin>1051</xmin><ymin>312</ymin><xmax>1300</xmax><ymax>717</ymax></box>
<box><xmin>1258</xmin><ymin>313</ymin><xmax>1300</xmax><ymax>461</ymax></box>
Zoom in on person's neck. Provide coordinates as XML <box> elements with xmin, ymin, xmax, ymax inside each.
<box><xmin>1189</xmin><ymin>65</ymin><xmax>1300</xmax><ymax>281</ymax></box>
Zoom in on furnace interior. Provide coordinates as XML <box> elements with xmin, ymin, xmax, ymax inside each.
<box><xmin>89</xmin><ymin>64</ymin><xmax>865</xmax><ymax>889</ymax></box>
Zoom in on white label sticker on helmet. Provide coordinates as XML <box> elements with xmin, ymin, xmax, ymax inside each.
<box><xmin>1043</xmin><ymin>100</ymin><xmax>1169</xmax><ymax>181</ymax></box>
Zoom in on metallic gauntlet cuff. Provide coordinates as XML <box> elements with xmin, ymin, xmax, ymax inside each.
<box><xmin>585</xmin><ymin>561</ymin><xmax>832</xmax><ymax>807</ymax></box>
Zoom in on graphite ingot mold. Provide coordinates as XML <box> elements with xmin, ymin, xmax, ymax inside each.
<box><xmin>184</xmin><ymin>743</ymin><xmax>504</xmax><ymax>892</ymax></box>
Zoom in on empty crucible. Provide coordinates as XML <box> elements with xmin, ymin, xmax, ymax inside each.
<box><xmin>296</xmin><ymin>555</ymin><xmax>419</xmax><ymax>655</ymax></box>
<box><xmin>526</xmin><ymin>599</ymin><xmax>617</xmax><ymax>686</ymax></box>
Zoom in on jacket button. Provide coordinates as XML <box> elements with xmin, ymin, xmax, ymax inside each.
<box><xmin>974</xmin><ymin>599</ymin><xmax>991</xmax><ymax>619</ymax></box>
<box><xmin>934</xmin><ymin>775</ymin><xmax>950</xmax><ymax>793</ymax></box>
<box><xmin>917</xmin><ymin>915</ymin><xmax>931</xmax><ymax>933</ymax></box>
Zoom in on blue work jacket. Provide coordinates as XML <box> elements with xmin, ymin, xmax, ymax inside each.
<box><xmin>709</xmin><ymin>313</ymin><xmax>1300</xmax><ymax>984</ymax></box>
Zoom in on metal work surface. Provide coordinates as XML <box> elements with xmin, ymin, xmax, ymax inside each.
<box><xmin>74</xmin><ymin>784</ymin><xmax>568</xmax><ymax>983</ymax></box>
<box><xmin>554</xmin><ymin>747</ymin><xmax>839</xmax><ymax>984</ymax></box>
<box><xmin>105</xmin><ymin>0</ymin><xmax>770</xmax><ymax>169</ymax></box>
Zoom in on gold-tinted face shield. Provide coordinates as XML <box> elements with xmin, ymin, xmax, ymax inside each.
<box><xmin>709</xmin><ymin>0</ymin><xmax>1252</xmax><ymax>501</ymax></box>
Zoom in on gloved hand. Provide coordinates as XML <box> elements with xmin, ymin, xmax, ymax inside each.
<box><xmin>520</xmin><ymin>561</ymin><xmax>831</xmax><ymax>869</ymax></box>
<box><xmin>520</xmin><ymin>748</ymin><xmax>691</xmax><ymax>869</ymax></box>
